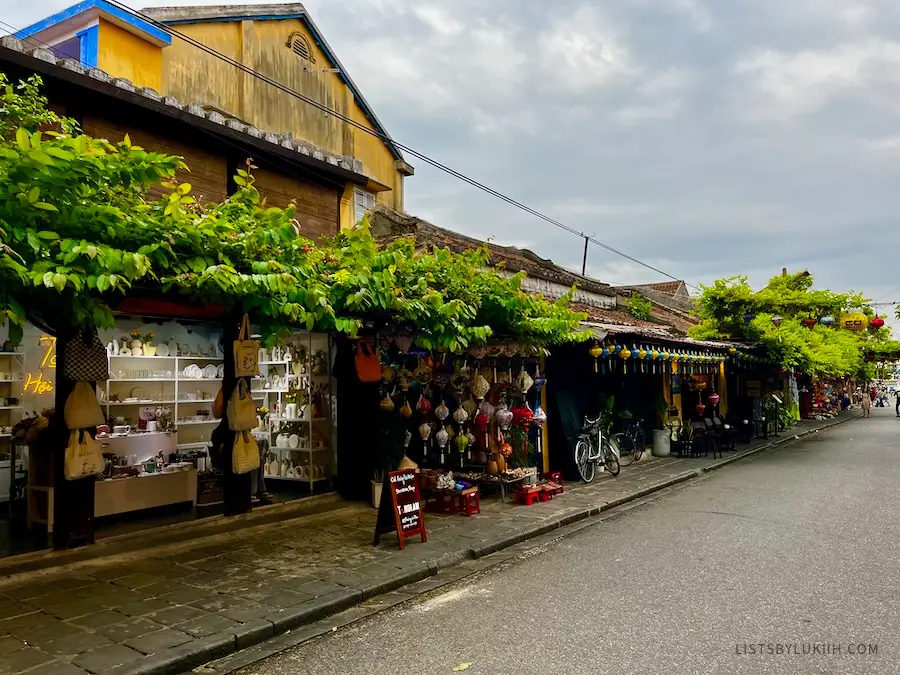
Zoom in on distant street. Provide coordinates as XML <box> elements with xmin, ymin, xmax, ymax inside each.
<box><xmin>244</xmin><ymin>410</ymin><xmax>897</xmax><ymax>675</ymax></box>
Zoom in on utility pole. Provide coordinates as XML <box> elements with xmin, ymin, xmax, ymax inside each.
<box><xmin>581</xmin><ymin>236</ymin><xmax>589</xmax><ymax>276</ymax></box>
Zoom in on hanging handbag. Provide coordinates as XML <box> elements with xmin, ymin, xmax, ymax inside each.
<box><xmin>355</xmin><ymin>340</ymin><xmax>381</xmax><ymax>383</ymax></box>
<box><xmin>64</xmin><ymin>429</ymin><xmax>104</xmax><ymax>480</ymax></box>
<box><xmin>233</xmin><ymin>314</ymin><xmax>260</xmax><ymax>378</ymax></box>
<box><xmin>232</xmin><ymin>430</ymin><xmax>259</xmax><ymax>475</ymax></box>
<box><xmin>64</xmin><ymin>381</ymin><xmax>105</xmax><ymax>430</ymax></box>
<box><xmin>63</xmin><ymin>328</ymin><xmax>110</xmax><ymax>382</ymax></box>
<box><xmin>226</xmin><ymin>379</ymin><xmax>258</xmax><ymax>431</ymax></box>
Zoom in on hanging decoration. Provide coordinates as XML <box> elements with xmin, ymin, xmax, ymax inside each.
<box><xmin>839</xmin><ymin>312</ymin><xmax>868</xmax><ymax>331</ymax></box>
<box><xmin>620</xmin><ymin>346</ymin><xmax>632</xmax><ymax>374</ymax></box>
<box><xmin>589</xmin><ymin>343</ymin><xmax>603</xmax><ymax>373</ymax></box>
<box><xmin>801</xmin><ymin>318</ymin><xmax>817</xmax><ymax>329</ymax></box>
<box><xmin>820</xmin><ymin>316</ymin><xmax>835</xmax><ymax>326</ymax></box>
<box><xmin>870</xmin><ymin>316</ymin><xmax>885</xmax><ymax>329</ymax></box>
<box><xmin>771</xmin><ymin>315</ymin><xmax>782</xmax><ymax>327</ymax></box>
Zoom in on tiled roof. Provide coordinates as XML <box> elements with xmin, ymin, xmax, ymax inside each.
<box><xmin>0</xmin><ymin>37</ymin><xmax>370</xmax><ymax>182</ymax></box>
<box><xmin>370</xmin><ymin>205</ymin><xmax>616</xmax><ymax>299</ymax></box>
<box><xmin>625</xmin><ymin>280</ymin><xmax>687</xmax><ymax>296</ymax></box>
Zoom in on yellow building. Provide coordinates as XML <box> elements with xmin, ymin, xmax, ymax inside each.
<box><xmin>16</xmin><ymin>1</ymin><xmax>413</xmax><ymax>229</ymax></box>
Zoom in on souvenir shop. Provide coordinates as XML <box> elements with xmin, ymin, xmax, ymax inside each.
<box><xmin>334</xmin><ymin>334</ymin><xmax>557</xmax><ymax>513</ymax></box>
<box><xmin>0</xmin><ymin>314</ymin><xmax>337</xmax><ymax>557</ymax></box>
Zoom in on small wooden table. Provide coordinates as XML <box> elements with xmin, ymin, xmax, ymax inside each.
<box><xmin>476</xmin><ymin>475</ymin><xmax>526</xmax><ymax>503</ymax></box>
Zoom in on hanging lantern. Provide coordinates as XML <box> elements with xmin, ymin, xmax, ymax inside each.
<box><xmin>771</xmin><ymin>315</ymin><xmax>782</xmax><ymax>327</ymax></box>
<box><xmin>840</xmin><ymin>312</ymin><xmax>868</xmax><ymax>331</ymax></box>
<box><xmin>820</xmin><ymin>316</ymin><xmax>835</xmax><ymax>326</ymax></box>
<box><xmin>620</xmin><ymin>347</ymin><xmax>632</xmax><ymax>374</ymax></box>
<box><xmin>801</xmin><ymin>318</ymin><xmax>817</xmax><ymax>329</ymax></box>
<box><xmin>696</xmin><ymin>403</ymin><xmax>706</xmax><ymax>416</ymax></box>
<box><xmin>743</xmin><ymin>313</ymin><xmax>754</xmax><ymax>325</ymax></box>
<box><xmin>871</xmin><ymin>316</ymin><xmax>885</xmax><ymax>329</ymax></box>
<box><xmin>589</xmin><ymin>344</ymin><xmax>603</xmax><ymax>373</ymax></box>
<box><xmin>532</xmin><ymin>365</ymin><xmax>547</xmax><ymax>392</ymax></box>
<box><xmin>709</xmin><ymin>393</ymin><xmax>720</xmax><ymax>406</ymax></box>
<box><xmin>728</xmin><ymin>347</ymin><xmax>737</xmax><ymax>355</ymax></box>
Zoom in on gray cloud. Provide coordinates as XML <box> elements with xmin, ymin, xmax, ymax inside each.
<box><xmin>6</xmin><ymin>0</ymin><xmax>900</xmax><ymax>310</ymax></box>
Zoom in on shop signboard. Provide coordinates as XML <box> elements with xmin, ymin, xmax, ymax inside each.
<box><xmin>373</xmin><ymin>469</ymin><xmax>427</xmax><ymax>550</ymax></box>
<box><xmin>746</xmin><ymin>380</ymin><xmax>761</xmax><ymax>397</ymax></box>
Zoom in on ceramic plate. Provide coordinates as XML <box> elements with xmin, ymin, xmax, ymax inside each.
<box><xmin>182</xmin><ymin>366</ymin><xmax>192</xmax><ymax>378</ymax></box>
<box><xmin>217</xmin><ymin>364</ymin><xmax>225</xmax><ymax>378</ymax></box>
<box><xmin>204</xmin><ymin>364</ymin><xmax>218</xmax><ymax>379</ymax></box>
<box><xmin>288</xmin><ymin>434</ymin><xmax>300</xmax><ymax>449</ymax></box>
<box><xmin>156</xmin><ymin>343</ymin><xmax>169</xmax><ymax>357</ymax></box>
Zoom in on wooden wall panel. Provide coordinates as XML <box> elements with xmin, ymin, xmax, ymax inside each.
<box><xmin>254</xmin><ymin>168</ymin><xmax>340</xmax><ymax>239</ymax></box>
<box><xmin>81</xmin><ymin>116</ymin><xmax>228</xmax><ymax>202</ymax></box>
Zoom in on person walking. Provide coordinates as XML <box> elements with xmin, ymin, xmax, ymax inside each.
<box><xmin>861</xmin><ymin>390</ymin><xmax>872</xmax><ymax>418</ymax></box>
<box><xmin>895</xmin><ymin>389</ymin><xmax>900</xmax><ymax>417</ymax></box>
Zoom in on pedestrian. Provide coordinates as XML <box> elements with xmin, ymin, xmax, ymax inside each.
<box><xmin>861</xmin><ymin>391</ymin><xmax>872</xmax><ymax>418</ymax></box>
<box><xmin>895</xmin><ymin>389</ymin><xmax>900</xmax><ymax>417</ymax></box>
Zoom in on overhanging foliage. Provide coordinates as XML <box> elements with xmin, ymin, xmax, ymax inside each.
<box><xmin>689</xmin><ymin>272</ymin><xmax>888</xmax><ymax>378</ymax></box>
<box><xmin>0</xmin><ymin>74</ymin><xmax>587</xmax><ymax>349</ymax></box>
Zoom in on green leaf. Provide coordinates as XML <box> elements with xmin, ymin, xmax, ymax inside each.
<box><xmin>453</xmin><ymin>664</ymin><xmax>473</xmax><ymax>671</ymax></box>
<box><xmin>27</xmin><ymin>150</ymin><xmax>54</xmax><ymax>165</ymax></box>
<box><xmin>15</xmin><ymin>127</ymin><xmax>30</xmax><ymax>151</ymax></box>
<box><xmin>36</xmin><ymin>231</ymin><xmax>59</xmax><ymax>240</ymax></box>
<box><xmin>33</xmin><ymin>202</ymin><xmax>58</xmax><ymax>211</ymax></box>
<box><xmin>27</xmin><ymin>186</ymin><xmax>39</xmax><ymax>203</ymax></box>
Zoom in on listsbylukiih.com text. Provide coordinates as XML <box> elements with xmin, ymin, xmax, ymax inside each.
<box><xmin>735</xmin><ymin>643</ymin><xmax>878</xmax><ymax>657</ymax></box>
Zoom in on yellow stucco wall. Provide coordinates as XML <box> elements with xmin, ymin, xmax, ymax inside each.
<box><xmin>157</xmin><ymin>18</ymin><xmax>404</xmax><ymax>216</ymax></box>
<box><xmin>96</xmin><ymin>19</ymin><xmax>162</xmax><ymax>91</ymax></box>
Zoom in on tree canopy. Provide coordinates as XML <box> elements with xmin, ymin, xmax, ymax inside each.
<box><xmin>689</xmin><ymin>271</ymin><xmax>896</xmax><ymax>378</ymax></box>
<box><xmin>0</xmin><ymin>73</ymin><xmax>587</xmax><ymax>349</ymax></box>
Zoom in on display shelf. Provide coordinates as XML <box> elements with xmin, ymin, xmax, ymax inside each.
<box><xmin>265</xmin><ymin>475</ymin><xmax>330</xmax><ymax>483</ymax></box>
<box><xmin>177</xmin><ymin>398</ymin><xmax>216</xmax><ymax>403</ymax></box>
<box><xmin>176</xmin><ymin>441</ymin><xmax>210</xmax><ymax>449</ymax></box>
<box><xmin>270</xmin><ymin>446</ymin><xmax>328</xmax><ymax>453</ymax></box>
<box><xmin>0</xmin><ymin>434</ymin><xmax>11</xmax><ymax>439</ymax></box>
<box><xmin>271</xmin><ymin>417</ymin><xmax>328</xmax><ymax>423</ymax></box>
<box><xmin>110</xmin><ymin>355</ymin><xmax>176</xmax><ymax>360</ymax></box>
<box><xmin>108</xmin><ymin>400</ymin><xmax>178</xmax><ymax>406</ymax></box>
<box><xmin>0</xmin><ymin>406</ymin><xmax>23</xmax><ymax>411</ymax></box>
<box><xmin>251</xmin><ymin>389</ymin><xmax>290</xmax><ymax>395</ymax></box>
<box><xmin>259</xmin><ymin>360</ymin><xmax>290</xmax><ymax>366</ymax></box>
<box><xmin>0</xmin><ymin>379</ymin><xmax>21</xmax><ymax>383</ymax></box>
<box><xmin>176</xmin><ymin>420</ymin><xmax>218</xmax><ymax>426</ymax></box>
<box><xmin>109</xmin><ymin>378</ymin><xmax>178</xmax><ymax>382</ymax></box>
<box><xmin>177</xmin><ymin>356</ymin><xmax>223</xmax><ymax>361</ymax></box>
<box><xmin>176</xmin><ymin>377</ymin><xmax>222</xmax><ymax>383</ymax></box>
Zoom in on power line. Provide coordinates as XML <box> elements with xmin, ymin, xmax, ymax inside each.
<box><xmin>27</xmin><ymin>1</ymin><xmax>694</xmax><ymax>289</ymax></box>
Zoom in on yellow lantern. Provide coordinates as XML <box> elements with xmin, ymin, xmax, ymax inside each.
<box><xmin>661</xmin><ymin>351</ymin><xmax>670</xmax><ymax>361</ymax></box>
<box><xmin>620</xmin><ymin>348</ymin><xmax>632</xmax><ymax>360</ymax></box>
<box><xmin>651</xmin><ymin>349</ymin><xmax>659</xmax><ymax>360</ymax></box>
<box><xmin>840</xmin><ymin>312</ymin><xmax>868</xmax><ymax>331</ymax></box>
<box><xmin>589</xmin><ymin>344</ymin><xmax>603</xmax><ymax>372</ymax></box>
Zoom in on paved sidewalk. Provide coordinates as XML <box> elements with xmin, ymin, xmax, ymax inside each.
<box><xmin>0</xmin><ymin>411</ymin><xmax>859</xmax><ymax>675</ymax></box>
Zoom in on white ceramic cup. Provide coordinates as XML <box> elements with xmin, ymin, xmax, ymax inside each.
<box><xmin>284</xmin><ymin>403</ymin><xmax>297</xmax><ymax>419</ymax></box>
<box><xmin>146</xmin><ymin>421</ymin><xmax>158</xmax><ymax>432</ymax></box>
<box><xmin>113</xmin><ymin>425</ymin><xmax>131</xmax><ymax>435</ymax></box>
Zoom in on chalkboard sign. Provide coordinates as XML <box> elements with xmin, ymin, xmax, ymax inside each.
<box><xmin>373</xmin><ymin>470</ymin><xmax>427</xmax><ymax>550</ymax></box>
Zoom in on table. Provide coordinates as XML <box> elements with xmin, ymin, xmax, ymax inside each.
<box><xmin>476</xmin><ymin>475</ymin><xmax>526</xmax><ymax>502</ymax></box>
<box><xmin>94</xmin><ymin>469</ymin><xmax>197</xmax><ymax>517</ymax></box>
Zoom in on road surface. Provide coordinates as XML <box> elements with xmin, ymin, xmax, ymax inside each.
<box><xmin>240</xmin><ymin>409</ymin><xmax>895</xmax><ymax>675</ymax></box>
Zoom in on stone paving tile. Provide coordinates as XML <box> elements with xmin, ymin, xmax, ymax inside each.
<box><xmin>67</xmin><ymin>609</ymin><xmax>129</xmax><ymax>630</ymax></box>
<box><xmin>0</xmin><ymin>646</ymin><xmax>55</xmax><ymax>674</ymax></box>
<box><xmin>42</xmin><ymin>631</ymin><xmax>114</xmax><ymax>656</ymax></box>
<box><xmin>114</xmin><ymin>597</ymin><xmax>176</xmax><ymax>618</ymax></box>
<box><xmin>123</xmin><ymin>628</ymin><xmax>193</xmax><ymax>654</ymax></box>
<box><xmin>145</xmin><ymin>605</ymin><xmax>207</xmax><ymax>627</ymax></box>
<box><xmin>96</xmin><ymin>617</ymin><xmax>164</xmax><ymax>643</ymax></box>
<box><xmin>72</xmin><ymin>644</ymin><xmax>143</xmax><ymax>673</ymax></box>
<box><xmin>173</xmin><ymin>613</ymin><xmax>241</xmax><ymax>638</ymax></box>
<box><xmin>29</xmin><ymin>662</ymin><xmax>90</xmax><ymax>675</ymax></box>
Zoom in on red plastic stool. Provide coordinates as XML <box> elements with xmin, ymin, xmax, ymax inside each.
<box><xmin>452</xmin><ymin>488</ymin><xmax>481</xmax><ymax>517</ymax></box>
<box><xmin>514</xmin><ymin>486</ymin><xmax>542</xmax><ymax>506</ymax></box>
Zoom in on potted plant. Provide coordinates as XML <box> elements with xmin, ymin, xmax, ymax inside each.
<box><xmin>651</xmin><ymin>395</ymin><xmax>673</xmax><ymax>457</ymax></box>
<box><xmin>373</xmin><ymin>408</ymin><xmax>407</xmax><ymax>508</ymax></box>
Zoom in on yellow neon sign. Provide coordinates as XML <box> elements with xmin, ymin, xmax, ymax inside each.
<box><xmin>24</xmin><ymin>336</ymin><xmax>56</xmax><ymax>395</ymax></box>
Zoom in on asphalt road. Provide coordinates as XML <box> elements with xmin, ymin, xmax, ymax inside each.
<box><xmin>240</xmin><ymin>409</ymin><xmax>897</xmax><ymax>675</ymax></box>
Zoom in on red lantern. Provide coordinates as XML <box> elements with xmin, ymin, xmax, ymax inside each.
<box><xmin>708</xmin><ymin>393</ymin><xmax>720</xmax><ymax>406</ymax></box>
<box><xmin>871</xmin><ymin>316</ymin><xmax>885</xmax><ymax>329</ymax></box>
<box><xmin>801</xmin><ymin>318</ymin><xmax>817</xmax><ymax>329</ymax></box>
<box><xmin>696</xmin><ymin>403</ymin><xmax>706</xmax><ymax>416</ymax></box>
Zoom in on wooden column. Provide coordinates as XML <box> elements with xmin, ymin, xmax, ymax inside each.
<box><xmin>51</xmin><ymin>329</ymin><xmax>95</xmax><ymax>550</ymax></box>
<box><xmin>219</xmin><ymin>313</ymin><xmax>251</xmax><ymax>516</ymax></box>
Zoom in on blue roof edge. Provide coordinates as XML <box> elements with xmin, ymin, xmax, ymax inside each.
<box><xmin>15</xmin><ymin>0</ymin><xmax>172</xmax><ymax>47</ymax></box>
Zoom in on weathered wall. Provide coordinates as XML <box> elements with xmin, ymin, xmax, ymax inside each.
<box><xmin>96</xmin><ymin>19</ymin><xmax>162</xmax><ymax>91</ymax></box>
<box><xmin>255</xmin><ymin>168</ymin><xmax>340</xmax><ymax>239</ymax></box>
<box><xmin>157</xmin><ymin>18</ymin><xmax>404</xmax><ymax>211</ymax></box>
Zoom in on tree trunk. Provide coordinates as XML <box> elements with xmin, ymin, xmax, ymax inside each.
<box><xmin>220</xmin><ymin>312</ymin><xmax>251</xmax><ymax>516</ymax></box>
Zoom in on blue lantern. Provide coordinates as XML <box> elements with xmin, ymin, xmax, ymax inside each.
<box><xmin>821</xmin><ymin>316</ymin><xmax>835</xmax><ymax>326</ymax></box>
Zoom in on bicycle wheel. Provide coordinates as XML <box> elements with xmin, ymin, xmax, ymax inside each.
<box><xmin>633</xmin><ymin>428</ymin><xmax>646</xmax><ymax>461</ymax></box>
<box><xmin>616</xmin><ymin>432</ymin><xmax>637</xmax><ymax>466</ymax></box>
<box><xmin>603</xmin><ymin>437</ymin><xmax>621</xmax><ymax>476</ymax></box>
<box><xmin>574</xmin><ymin>437</ymin><xmax>595</xmax><ymax>483</ymax></box>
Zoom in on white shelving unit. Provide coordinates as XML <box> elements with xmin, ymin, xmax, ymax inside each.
<box><xmin>258</xmin><ymin>333</ymin><xmax>333</xmax><ymax>493</ymax></box>
<box><xmin>0</xmin><ymin>351</ymin><xmax>24</xmax><ymax>504</ymax></box>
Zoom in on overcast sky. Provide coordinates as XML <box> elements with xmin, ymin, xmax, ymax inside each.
<box><xmin>6</xmin><ymin>0</ymin><xmax>900</xmax><ymax>323</ymax></box>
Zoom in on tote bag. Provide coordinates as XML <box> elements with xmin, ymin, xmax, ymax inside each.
<box><xmin>232</xmin><ymin>430</ymin><xmax>259</xmax><ymax>475</ymax></box>
<box><xmin>234</xmin><ymin>314</ymin><xmax>260</xmax><ymax>378</ymax></box>
<box><xmin>226</xmin><ymin>379</ymin><xmax>257</xmax><ymax>431</ymax></box>
<box><xmin>64</xmin><ymin>381</ymin><xmax>105</xmax><ymax>430</ymax></box>
<box><xmin>63</xmin><ymin>328</ymin><xmax>110</xmax><ymax>382</ymax></box>
<box><xmin>64</xmin><ymin>430</ymin><xmax>104</xmax><ymax>480</ymax></box>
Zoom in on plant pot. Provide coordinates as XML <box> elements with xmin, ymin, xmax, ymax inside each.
<box><xmin>143</xmin><ymin>344</ymin><xmax>157</xmax><ymax>357</ymax></box>
<box><xmin>371</xmin><ymin>479</ymin><xmax>383</xmax><ymax>509</ymax></box>
<box><xmin>651</xmin><ymin>429</ymin><xmax>671</xmax><ymax>457</ymax></box>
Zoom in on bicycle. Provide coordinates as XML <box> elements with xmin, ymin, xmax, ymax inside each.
<box><xmin>615</xmin><ymin>417</ymin><xmax>646</xmax><ymax>467</ymax></box>
<box><xmin>574</xmin><ymin>413</ymin><xmax>620</xmax><ymax>482</ymax></box>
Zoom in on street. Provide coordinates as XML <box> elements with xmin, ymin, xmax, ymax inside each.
<box><xmin>239</xmin><ymin>410</ymin><xmax>896</xmax><ymax>675</ymax></box>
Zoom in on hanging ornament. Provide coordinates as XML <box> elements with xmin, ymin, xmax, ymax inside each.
<box><xmin>771</xmin><ymin>315</ymin><xmax>782</xmax><ymax>327</ymax></box>
<box><xmin>801</xmin><ymin>318</ymin><xmax>817</xmax><ymax>329</ymax></box>
<box><xmin>589</xmin><ymin>344</ymin><xmax>603</xmax><ymax>372</ymax></box>
<box><xmin>696</xmin><ymin>403</ymin><xmax>706</xmax><ymax>416</ymax></box>
<box><xmin>474</xmin><ymin>412</ymin><xmax>490</xmax><ymax>449</ymax></box>
<box><xmin>435</xmin><ymin>427</ymin><xmax>449</xmax><ymax>449</ymax></box>
<box><xmin>380</xmin><ymin>392</ymin><xmax>395</xmax><ymax>411</ymax></box>
<box><xmin>532</xmin><ymin>366</ymin><xmax>547</xmax><ymax>392</ymax></box>
<box><xmin>499</xmin><ymin>442</ymin><xmax>513</xmax><ymax>458</ymax></box>
<box><xmin>820</xmin><ymin>316</ymin><xmax>835</xmax><ymax>326</ymax></box>
<box><xmin>513</xmin><ymin>402</ymin><xmax>534</xmax><ymax>427</ymax></box>
<box><xmin>709</xmin><ymin>393</ymin><xmax>720</xmax><ymax>406</ymax></box>
<box><xmin>435</xmin><ymin>400</ymin><xmax>450</xmax><ymax>423</ymax></box>
<box><xmin>516</xmin><ymin>369</ymin><xmax>534</xmax><ymax>394</ymax></box>
<box><xmin>638</xmin><ymin>347</ymin><xmax>648</xmax><ymax>373</ymax></box>
<box><xmin>399</xmin><ymin>399</ymin><xmax>413</xmax><ymax>418</ymax></box>
<box><xmin>495</xmin><ymin>404</ymin><xmax>514</xmax><ymax>430</ymax></box>
<box><xmin>471</xmin><ymin>373</ymin><xmax>490</xmax><ymax>400</ymax></box>
<box><xmin>840</xmin><ymin>313</ymin><xmax>868</xmax><ymax>331</ymax></box>
<box><xmin>417</xmin><ymin>395</ymin><xmax>432</xmax><ymax>415</ymax></box>
<box><xmin>871</xmin><ymin>316</ymin><xmax>886</xmax><ymax>329</ymax></box>
<box><xmin>620</xmin><ymin>346</ymin><xmax>632</xmax><ymax>374</ymax></box>
<box><xmin>453</xmin><ymin>404</ymin><xmax>469</xmax><ymax>425</ymax></box>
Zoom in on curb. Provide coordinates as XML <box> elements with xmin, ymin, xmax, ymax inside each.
<box><xmin>184</xmin><ymin>412</ymin><xmax>859</xmax><ymax>675</ymax></box>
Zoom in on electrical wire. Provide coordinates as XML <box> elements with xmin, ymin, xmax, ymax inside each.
<box><xmin>52</xmin><ymin>1</ymin><xmax>695</xmax><ymax>288</ymax></box>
